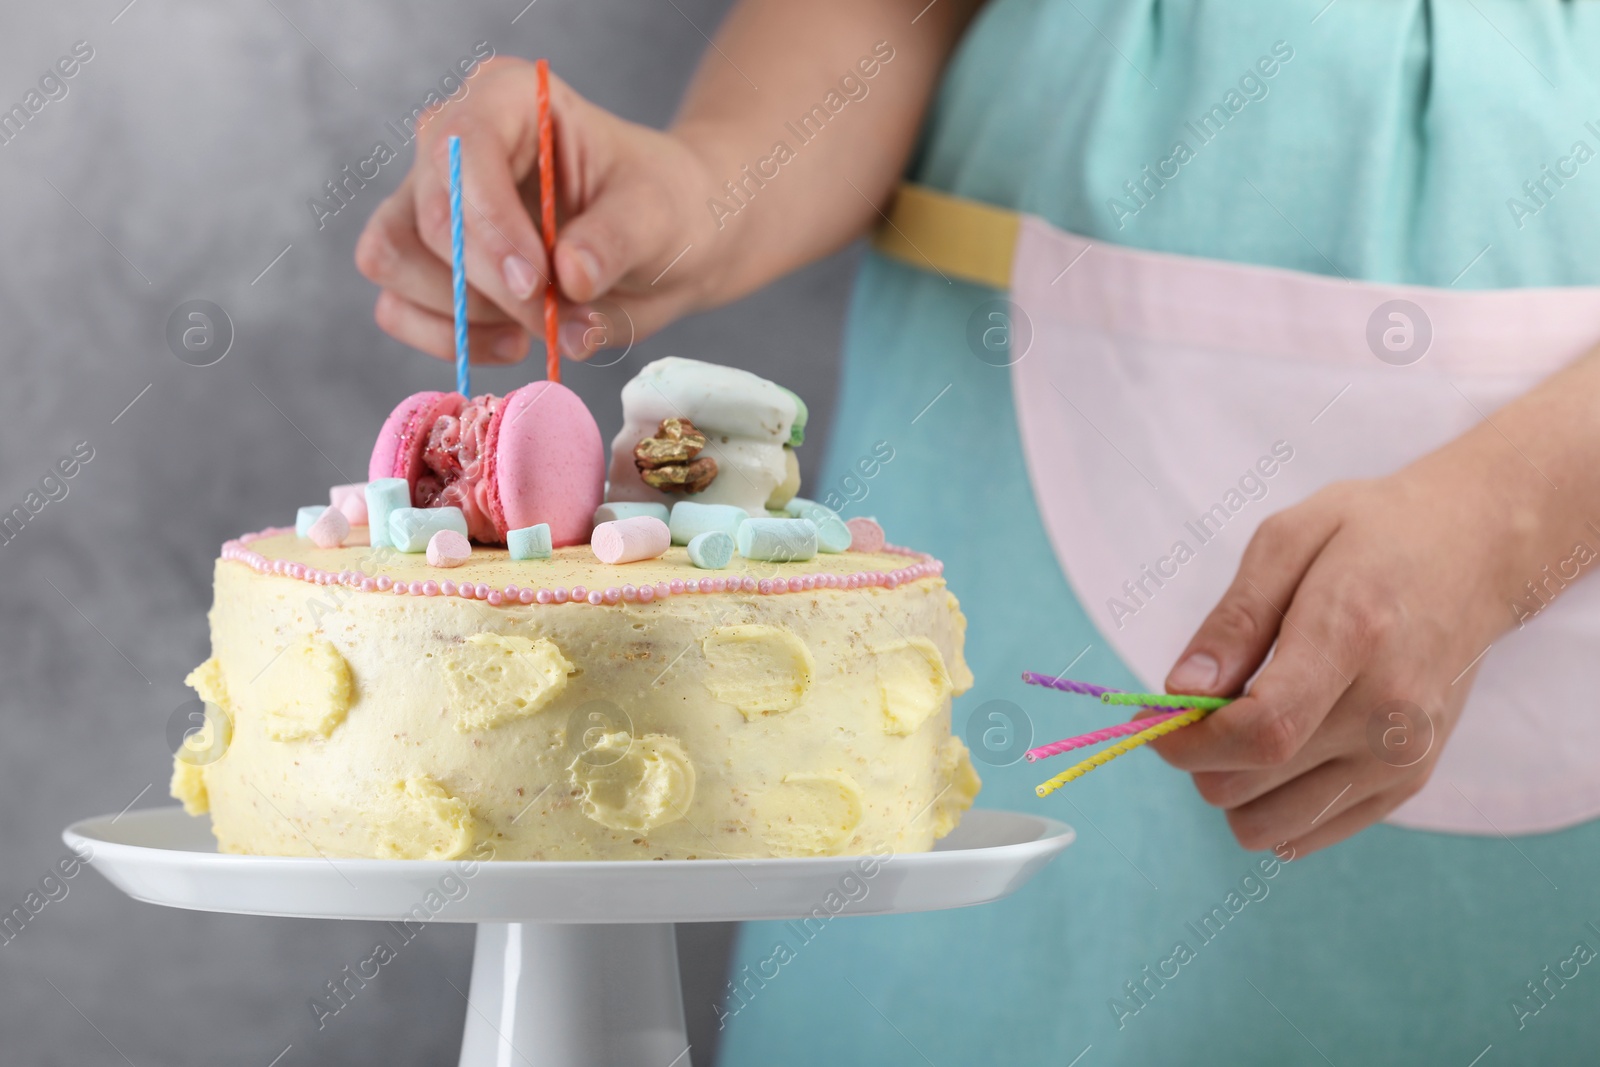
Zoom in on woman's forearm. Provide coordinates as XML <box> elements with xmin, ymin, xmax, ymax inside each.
<box><xmin>671</xmin><ymin>0</ymin><xmax>982</xmax><ymax>308</ymax></box>
<box><xmin>1416</xmin><ymin>345</ymin><xmax>1600</xmax><ymax>623</ymax></box>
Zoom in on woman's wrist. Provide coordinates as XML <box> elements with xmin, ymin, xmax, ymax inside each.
<box><xmin>663</xmin><ymin>120</ymin><xmax>753</xmax><ymax>314</ymax></box>
<box><xmin>1416</xmin><ymin>350</ymin><xmax>1600</xmax><ymax>635</ymax></box>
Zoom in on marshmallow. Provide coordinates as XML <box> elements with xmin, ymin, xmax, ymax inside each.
<box><xmin>426</xmin><ymin>529</ymin><xmax>472</xmax><ymax>568</ymax></box>
<box><xmin>295</xmin><ymin>505</ymin><xmax>328</xmax><ymax>538</ymax></box>
<box><xmin>306</xmin><ymin>506</ymin><xmax>351</xmax><ymax>549</ymax></box>
<box><xmin>389</xmin><ymin>506</ymin><xmax>468</xmax><ymax>553</ymax></box>
<box><xmin>783</xmin><ymin>498</ymin><xmax>851</xmax><ymax>553</ymax></box>
<box><xmin>687</xmin><ymin>530</ymin><xmax>735</xmax><ymax>569</ymax></box>
<box><xmin>605</xmin><ymin>358</ymin><xmax>805</xmax><ymax>514</ymax></box>
<box><xmin>508</xmin><ymin>523</ymin><xmax>553</xmax><ymax>561</ymax></box>
<box><xmin>330</xmin><ymin>483</ymin><xmax>369</xmax><ymax>525</ymax></box>
<box><xmin>845</xmin><ymin>516</ymin><xmax>886</xmax><ymax>554</ymax></box>
<box><xmin>736</xmin><ymin>517</ymin><xmax>817</xmax><ymax>562</ymax></box>
<box><xmin>592</xmin><ymin>516</ymin><xmax>671</xmax><ymax>565</ymax></box>
<box><xmin>593</xmin><ymin>502</ymin><xmax>670</xmax><ymax>527</ymax></box>
<box><xmin>365</xmin><ymin>478</ymin><xmax>410</xmax><ymax>550</ymax></box>
<box><xmin>668</xmin><ymin>501</ymin><xmax>749</xmax><ymax>546</ymax></box>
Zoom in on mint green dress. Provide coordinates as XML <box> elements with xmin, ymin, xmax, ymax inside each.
<box><xmin>720</xmin><ymin>1</ymin><xmax>1600</xmax><ymax>1063</ymax></box>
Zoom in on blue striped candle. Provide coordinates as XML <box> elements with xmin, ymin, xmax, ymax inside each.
<box><xmin>448</xmin><ymin>135</ymin><xmax>469</xmax><ymax>397</ymax></box>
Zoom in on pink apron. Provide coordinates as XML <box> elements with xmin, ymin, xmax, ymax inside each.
<box><xmin>1005</xmin><ymin>215</ymin><xmax>1600</xmax><ymax>836</ymax></box>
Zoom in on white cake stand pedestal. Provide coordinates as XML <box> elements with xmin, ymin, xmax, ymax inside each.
<box><xmin>65</xmin><ymin>808</ymin><xmax>1073</xmax><ymax>1067</ymax></box>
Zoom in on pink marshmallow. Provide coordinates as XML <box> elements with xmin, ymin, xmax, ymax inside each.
<box><xmin>307</xmin><ymin>506</ymin><xmax>351</xmax><ymax>549</ymax></box>
<box><xmin>330</xmin><ymin>483</ymin><xmax>369</xmax><ymax>524</ymax></box>
<box><xmin>427</xmin><ymin>529</ymin><xmax>472</xmax><ymax>568</ymax></box>
<box><xmin>591</xmin><ymin>516</ymin><xmax>671</xmax><ymax>565</ymax></box>
<box><xmin>846</xmin><ymin>517</ymin><xmax>885</xmax><ymax>554</ymax></box>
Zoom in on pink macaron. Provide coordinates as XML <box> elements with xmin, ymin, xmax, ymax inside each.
<box><xmin>369</xmin><ymin>382</ymin><xmax>604</xmax><ymax>548</ymax></box>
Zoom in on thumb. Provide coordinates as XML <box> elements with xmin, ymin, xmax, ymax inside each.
<box><xmin>1166</xmin><ymin>498</ymin><xmax>1342</xmax><ymax>696</ymax></box>
<box><xmin>552</xmin><ymin>175</ymin><xmax>667</xmax><ymax>305</ymax></box>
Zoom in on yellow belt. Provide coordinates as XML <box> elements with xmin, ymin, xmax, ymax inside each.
<box><xmin>870</xmin><ymin>183</ymin><xmax>1020</xmax><ymax>290</ymax></box>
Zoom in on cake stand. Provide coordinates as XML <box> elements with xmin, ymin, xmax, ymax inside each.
<box><xmin>65</xmin><ymin>807</ymin><xmax>1073</xmax><ymax>1067</ymax></box>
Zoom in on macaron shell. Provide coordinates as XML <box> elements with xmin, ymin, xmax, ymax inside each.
<box><xmin>489</xmin><ymin>381</ymin><xmax>604</xmax><ymax>547</ymax></box>
<box><xmin>368</xmin><ymin>391</ymin><xmax>463</xmax><ymax>486</ymax></box>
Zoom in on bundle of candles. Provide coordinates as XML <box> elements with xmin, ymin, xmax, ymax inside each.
<box><xmin>1022</xmin><ymin>672</ymin><xmax>1235</xmax><ymax>797</ymax></box>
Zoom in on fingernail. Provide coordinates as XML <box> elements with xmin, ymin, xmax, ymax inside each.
<box><xmin>560</xmin><ymin>316</ymin><xmax>591</xmax><ymax>357</ymax></box>
<box><xmin>502</xmin><ymin>255</ymin><xmax>537</xmax><ymax>300</ymax></box>
<box><xmin>494</xmin><ymin>333</ymin><xmax>524</xmax><ymax>360</ymax></box>
<box><xmin>569</xmin><ymin>246</ymin><xmax>601</xmax><ymax>290</ymax></box>
<box><xmin>1168</xmin><ymin>652</ymin><xmax>1220</xmax><ymax>693</ymax></box>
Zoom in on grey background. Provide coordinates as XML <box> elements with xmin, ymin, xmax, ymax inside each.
<box><xmin>0</xmin><ymin>2</ymin><xmax>857</xmax><ymax>1063</ymax></box>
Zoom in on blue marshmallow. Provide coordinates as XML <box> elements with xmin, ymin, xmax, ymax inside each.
<box><xmin>782</xmin><ymin>498</ymin><xmax>851</xmax><ymax>553</ymax></box>
<box><xmin>593</xmin><ymin>502</ymin><xmax>670</xmax><ymax>527</ymax></box>
<box><xmin>508</xmin><ymin>523</ymin><xmax>553</xmax><ymax>561</ymax></box>
<box><xmin>668</xmin><ymin>502</ymin><xmax>749</xmax><ymax>546</ymax></box>
<box><xmin>389</xmin><ymin>506</ymin><xmax>468</xmax><ymax>553</ymax></box>
<box><xmin>686</xmin><ymin>530</ymin><xmax>735</xmax><ymax>569</ymax></box>
<box><xmin>365</xmin><ymin>478</ymin><xmax>410</xmax><ymax>550</ymax></box>
<box><xmin>295</xmin><ymin>505</ymin><xmax>328</xmax><ymax>538</ymax></box>
<box><xmin>736</xmin><ymin>517</ymin><xmax>817</xmax><ymax>562</ymax></box>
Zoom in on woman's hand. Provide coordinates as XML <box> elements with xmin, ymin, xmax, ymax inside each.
<box><xmin>1149</xmin><ymin>425</ymin><xmax>1573</xmax><ymax>856</ymax></box>
<box><xmin>356</xmin><ymin>3</ymin><xmax>980</xmax><ymax>366</ymax></box>
<box><xmin>356</xmin><ymin>57</ymin><xmax>721</xmax><ymax>365</ymax></box>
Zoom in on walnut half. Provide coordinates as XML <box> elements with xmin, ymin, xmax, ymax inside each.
<box><xmin>634</xmin><ymin>417</ymin><xmax>718</xmax><ymax>493</ymax></box>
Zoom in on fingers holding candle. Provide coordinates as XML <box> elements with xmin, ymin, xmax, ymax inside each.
<box><xmin>361</xmin><ymin>56</ymin><xmax>724</xmax><ymax>366</ymax></box>
<box><xmin>536</xmin><ymin>58</ymin><xmax>560</xmax><ymax>383</ymax></box>
<box><xmin>412</xmin><ymin>111</ymin><xmax>552</xmax><ymax>338</ymax></box>
<box><xmin>373</xmin><ymin>291</ymin><xmax>530</xmax><ymax>365</ymax></box>
<box><xmin>448</xmin><ymin>135</ymin><xmax>470</xmax><ymax>396</ymax></box>
<box><xmin>357</xmin><ymin>179</ymin><xmax>523</xmax><ymax>325</ymax></box>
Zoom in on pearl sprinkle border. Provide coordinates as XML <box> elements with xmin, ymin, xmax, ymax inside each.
<box><xmin>220</xmin><ymin>527</ymin><xmax>945</xmax><ymax>608</ymax></box>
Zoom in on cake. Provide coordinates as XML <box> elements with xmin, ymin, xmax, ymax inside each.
<box><xmin>170</xmin><ymin>359</ymin><xmax>980</xmax><ymax>861</ymax></box>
